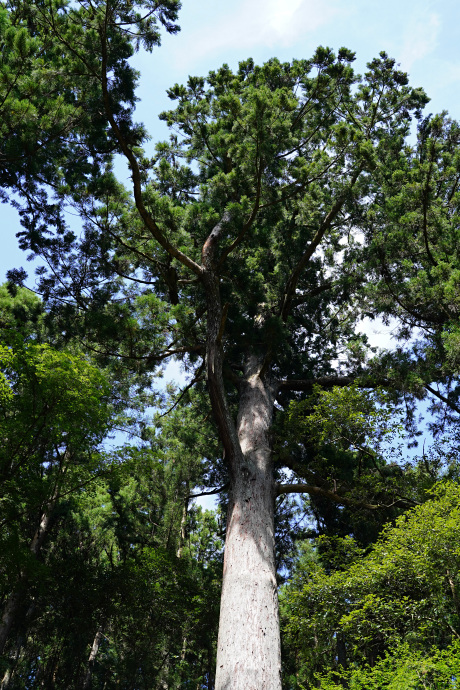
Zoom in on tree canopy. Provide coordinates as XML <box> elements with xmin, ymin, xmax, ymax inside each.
<box><xmin>2</xmin><ymin>1</ymin><xmax>460</xmax><ymax>686</ymax></box>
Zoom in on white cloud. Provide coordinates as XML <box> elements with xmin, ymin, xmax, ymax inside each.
<box><xmin>357</xmin><ymin>316</ymin><xmax>398</xmax><ymax>352</ymax></box>
<box><xmin>174</xmin><ymin>0</ymin><xmax>342</xmax><ymax>66</ymax></box>
<box><xmin>399</xmin><ymin>11</ymin><xmax>441</xmax><ymax>71</ymax></box>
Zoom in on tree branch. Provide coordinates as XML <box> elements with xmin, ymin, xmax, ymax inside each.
<box><xmin>280</xmin><ymin>165</ymin><xmax>363</xmax><ymax>321</ymax></box>
<box><xmin>157</xmin><ymin>363</ymin><xmax>205</xmax><ymax>418</ymax></box>
<box><xmin>291</xmin><ymin>282</ymin><xmax>334</xmax><ymax>305</ymax></box>
<box><xmin>188</xmin><ymin>483</ymin><xmax>229</xmax><ymax>499</ymax></box>
<box><xmin>277</xmin><ymin>375</ymin><xmax>357</xmax><ymax>394</ymax></box>
<box><xmin>201</xmin><ymin>214</ymin><xmax>245</xmax><ymax>474</ymax></box>
<box><xmin>425</xmin><ymin>383</ymin><xmax>460</xmax><ymax>415</ymax></box>
<box><xmin>276</xmin><ymin>483</ymin><xmax>418</xmax><ymax>510</ymax></box>
<box><xmin>78</xmin><ymin>339</ymin><xmax>204</xmax><ymax>363</ymax></box>
<box><xmin>99</xmin><ymin>19</ymin><xmax>202</xmax><ymax>277</ymax></box>
<box><xmin>201</xmin><ymin>211</ymin><xmax>231</xmax><ymax>269</ymax></box>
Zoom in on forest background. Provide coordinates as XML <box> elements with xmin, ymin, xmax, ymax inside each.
<box><xmin>3</xmin><ymin>0</ymin><xmax>460</xmax><ymax>689</ymax></box>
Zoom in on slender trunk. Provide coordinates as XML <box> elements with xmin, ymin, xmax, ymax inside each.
<box><xmin>81</xmin><ymin>622</ymin><xmax>105</xmax><ymax>690</ymax></box>
<box><xmin>1</xmin><ymin>667</ymin><xmax>12</xmax><ymax>689</ymax></box>
<box><xmin>207</xmin><ymin>645</ymin><xmax>214</xmax><ymax>690</ymax></box>
<box><xmin>215</xmin><ymin>358</ymin><xmax>281</xmax><ymax>690</ymax></box>
<box><xmin>1</xmin><ymin>609</ymin><xmax>33</xmax><ymax>688</ymax></box>
<box><xmin>0</xmin><ymin>506</ymin><xmax>54</xmax><ymax>655</ymax></box>
<box><xmin>447</xmin><ymin>568</ymin><xmax>460</xmax><ymax>616</ymax></box>
<box><xmin>176</xmin><ymin>487</ymin><xmax>189</xmax><ymax>559</ymax></box>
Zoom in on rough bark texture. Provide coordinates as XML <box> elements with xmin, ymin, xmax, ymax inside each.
<box><xmin>201</xmin><ymin>213</ymin><xmax>282</xmax><ymax>688</ymax></box>
<box><xmin>215</xmin><ymin>359</ymin><xmax>281</xmax><ymax>690</ymax></box>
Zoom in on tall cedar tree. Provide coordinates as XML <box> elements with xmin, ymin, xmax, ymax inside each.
<box><xmin>17</xmin><ymin>43</ymin><xmax>434</xmax><ymax>686</ymax></box>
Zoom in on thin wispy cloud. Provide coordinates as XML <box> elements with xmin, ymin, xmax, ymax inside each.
<box><xmin>399</xmin><ymin>11</ymin><xmax>441</xmax><ymax>71</ymax></box>
<box><xmin>174</xmin><ymin>0</ymin><xmax>342</xmax><ymax>66</ymax></box>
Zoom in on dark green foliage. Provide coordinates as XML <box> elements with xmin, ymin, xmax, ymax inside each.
<box><xmin>361</xmin><ymin>112</ymin><xmax>460</xmax><ymax>431</ymax></box>
<box><xmin>27</xmin><ymin>50</ymin><xmax>432</xmax><ymax>531</ymax></box>
<box><xmin>1</xmin><ymin>0</ymin><xmax>180</xmax><ymax>259</ymax></box>
<box><xmin>30</xmin><ymin>50</ymin><xmax>426</xmax><ymax>378</ymax></box>
<box><xmin>0</xmin><ymin>287</ymin><xmax>220</xmax><ymax>688</ymax></box>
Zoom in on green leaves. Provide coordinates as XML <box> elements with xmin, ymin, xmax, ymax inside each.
<box><xmin>0</xmin><ymin>342</ymin><xmax>111</xmax><ymax>451</ymax></box>
<box><xmin>281</xmin><ymin>384</ymin><xmax>402</xmax><ymax>453</ymax></box>
<box><xmin>282</xmin><ymin>482</ymin><xmax>460</xmax><ymax>686</ymax></box>
<box><xmin>317</xmin><ymin>642</ymin><xmax>460</xmax><ymax>689</ymax></box>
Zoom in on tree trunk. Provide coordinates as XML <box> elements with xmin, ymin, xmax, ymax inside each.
<box><xmin>214</xmin><ymin>358</ymin><xmax>281</xmax><ymax>690</ymax></box>
<box><xmin>202</xmin><ymin>230</ymin><xmax>281</xmax><ymax>687</ymax></box>
<box><xmin>81</xmin><ymin>622</ymin><xmax>105</xmax><ymax>690</ymax></box>
<box><xmin>176</xmin><ymin>487</ymin><xmax>189</xmax><ymax>559</ymax></box>
<box><xmin>0</xmin><ymin>505</ymin><xmax>54</xmax><ymax>655</ymax></box>
<box><xmin>0</xmin><ymin>593</ymin><xmax>21</xmax><ymax>660</ymax></box>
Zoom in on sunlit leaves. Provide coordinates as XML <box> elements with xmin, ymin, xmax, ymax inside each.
<box><xmin>282</xmin><ymin>482</ymin><xmax>460</xmax><ymax>686</ymax></box>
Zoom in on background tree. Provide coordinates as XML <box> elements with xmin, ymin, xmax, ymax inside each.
<box><xmin>0</xmin><ymin>307</ymin><xmax>222</xmax><ymax>688</ymax></box>
<box><xmin>362</xmin><ymin>112</ymin><xmax>460</xmax><ymax>432</ymax></box>
<box><xmin>0</xmin><ymin>301</ymin><xmax>113</xmax><ymax>665</ymax></box>
<box><xmin>0</xmin><ymin>0</ymin><xmax>179</xmax><ymax>261</ymax></box>
<box><xmin>281</xmin><ymin>480</ymin><xmax>460</xmax><ymax>688</ymax></box>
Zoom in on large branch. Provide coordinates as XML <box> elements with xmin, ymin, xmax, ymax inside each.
<box><xmin>291</xmin><ymin>281</ymin><xmax>334</xmax><ymax>305</ymax></box>
<box><xmin>99</xmin><ymin>20</ymin><xmax>202</xmax><ymax>278</ymax></box>
<box><xmin>79</xmin><ymin>340</ymin><xmax>204</xmax><ymax>363</ymax></box>
<box><xmin>276</xmin><ymin>483</ymin><xmax>418</xmax><ymax>510</ymax></box>
<box><xmin>188</xmin><ymin>483</ymin><xmax>229</xmax><ymax>499</ymax></box>
<box><xmin>277</xmin><ymin>375</ymin><xmax>357</xmax><ymax>393</ymax></box>
<box><xmin>279</xmin><ymin>455</ymin><xmax>420</xmax><ymax>512</ymax></box>
<box><xmin>280</xmin><ymin>166</ymin><xmax>363</xmax><ymax>321</ymax></box>
<box><xmin>201</xmin><ymin>211</ymin><xmax>231</xmax><ymax>269</ymax></box>
<box><xmin>201</xmin><ymin>214</ymin><xmax>244</xmax><ymax>474</ymax></box>
<box><xmin>425</xmin><ymin>383</ymin><xmax>460</xmax><ymax>415</ymax></box>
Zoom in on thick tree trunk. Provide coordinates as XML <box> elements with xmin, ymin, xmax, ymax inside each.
<box><xmin>202</xmin><ymin>223</ymin><xmax>281</xmax><ymax>688</ymax></box>
<box><xmin>215</xmin><ymin>359</ymin><xmax>281</xmax><ymax>690</ymax></box>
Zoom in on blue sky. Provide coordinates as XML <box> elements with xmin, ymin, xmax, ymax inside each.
<box><xmin>1</xmin><ymin>0</ymin><xmax>451</xmax><ymax>497</ymax></box>
<box><xmin>132</xmin><ymin>0</ymin><xmax>460</xmax><ymax>141</ymax></box>
<box><xmin>2</xmin><ymin>0</ymin><xmax>460</xmax><ymax>282</ymax></box>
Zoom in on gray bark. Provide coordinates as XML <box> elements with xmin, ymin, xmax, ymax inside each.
<box><xmin>215</xmin><ymin>359</ymin><xmax>281</xmax><ymax>690</ymax></box>
<box><xmin>81</xmin><ymin>623</ymin><xmax>105</xmax><ymax>690</ymax></box>
<box><xmin>202</xmin><ymin>218</ymin><xmax>281</xmax><ymax>688</ymax></box>
<box><xmin>0</xmin><ymin>594</ymin><xmax>21</xmax><ymax>660</ymax></box>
